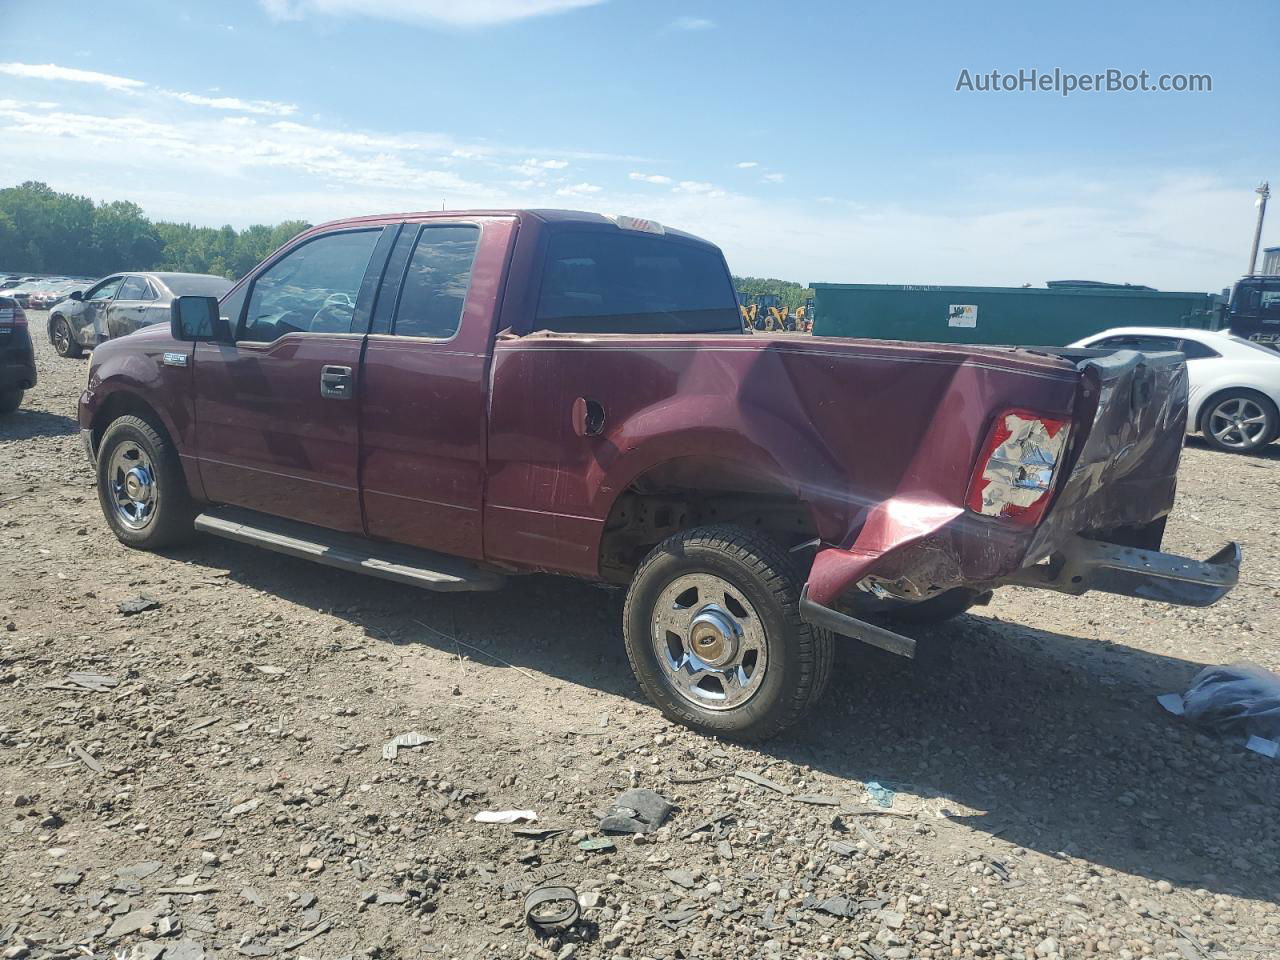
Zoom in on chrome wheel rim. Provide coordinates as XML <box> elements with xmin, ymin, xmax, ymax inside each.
<box><xmin>53</xmin><ymin>320</ymin><xmax>71</xmax><ymax>355</ymax></box>
<box><xmin>1208</xmin><ymin>397</ymin><xmax>1269</xmax><ymax>449</ymax></box>
<box><xmin>651</xmin><ymin>572</ymin><xmax>768</xmax><ymax>711</ymax></box>
<box><xmin>107</xmin><ymin>442</ymin><xmax>157</xmax><ymax>530</ymax></box>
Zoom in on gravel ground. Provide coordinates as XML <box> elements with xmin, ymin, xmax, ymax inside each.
<box><xmin>3</xmin><ymin>314</ymin><xmax>1278</xmax><ymax>960</ymax></box>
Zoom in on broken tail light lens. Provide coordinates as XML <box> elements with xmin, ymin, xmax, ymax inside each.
<box><xmin>966</xmin><ymin>409</ymin><xmax>1071</xmax><ymax>526</ymax></box>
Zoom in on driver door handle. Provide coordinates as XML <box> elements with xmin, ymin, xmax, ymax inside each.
<box><xmin>320</xmin><ymin>364</ymin><xmax>353</xmax><ymax>399</ymax></box>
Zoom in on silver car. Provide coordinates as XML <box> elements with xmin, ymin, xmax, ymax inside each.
<box><xmin>48</xmin><ymin>272</ymin><xmax>232</xmax><ymax>358</ymax></box>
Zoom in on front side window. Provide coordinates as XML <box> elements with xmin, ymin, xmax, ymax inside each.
<box><xmin>117</xmin><ymin>276</ymin><xmax>148</xmax><ymax>300</ymax></box>
<box><xmin>87</xmin><ymin>276</ymin><xmax>124</xmax><ymax>301</ymax></box>
<box><xmin>391</xmin><ymin>225</ymin><xmax>480</xmax><ymax>339</ymax></box>
<box><xmin>535</xmin><ymin>230</ymin><xmax>741</xmax><ymax>334</ymax></box>
<box><xmin>241</xmin><ymin>230</ymin><xmax>380</xmax><ymax>342</ymax></box>
<box><xmin>1261</xmin><ymin>281</ymin><xmax>1280</xmax><ymax>318</ymax></box>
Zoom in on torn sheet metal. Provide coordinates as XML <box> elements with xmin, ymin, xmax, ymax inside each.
<box><xmin>808</xmin><ymin>348</ymin><xmax>1189</xmax><ymax>610</ymax></box>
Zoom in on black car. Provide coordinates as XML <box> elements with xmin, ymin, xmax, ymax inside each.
<box><xmin>0</xmin><ymin>296</ymin><xmax>37</xmax><ymax>414</ymax></box>
<box><xmin>48</xmin><ymin>272</ymin><xmax>232</xmax><ymax>358</ymax></box>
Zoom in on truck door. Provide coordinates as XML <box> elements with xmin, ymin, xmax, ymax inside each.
<box><xmin>358</xmin><ymin>217</ymin><xmax>517</xmax><ymax>560</ymax></box>
<box><xmin>192</xmin><ymin>226</ymin><xmax>395</xmax><ymax>532</ymax></box>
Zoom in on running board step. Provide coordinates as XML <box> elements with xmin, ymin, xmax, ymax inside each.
<box><xmin>194</xmin><ymin>507</ymin><xmax>506</xmax><ymax>592</ymax></box>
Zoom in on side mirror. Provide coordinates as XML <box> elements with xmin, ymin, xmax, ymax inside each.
<box><xmin>69</xmin><ymin>290</ymin><xmax>82</xmax><ymax>301</ymax></box>
<box><xmin>170</xmin><ymin>295</ymin><xmax>231</xmax><ymax>343</ymax></box>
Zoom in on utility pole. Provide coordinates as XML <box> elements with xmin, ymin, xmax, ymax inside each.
<box><xmin>1248</xmin><ymin>181</ymin><xmax>1270</xmax><ymax>275</ymax></box>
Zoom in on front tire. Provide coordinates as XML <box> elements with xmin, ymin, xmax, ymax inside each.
<box><xmin>1200</xmin><ymin>390</ymin><xmax>1278</xmax><ymax>453</ymax></box>
<box><xmin>623</xmin><ymin>525</ymin><xmax>834</xmax><ymax>741</ymax></box>
<box><xmin>51</xmin><ymin>316</ymin><xmax>82</xmax><ymax>358</ymax></box>
<box><xmin>96</xmin><ymin>415</ymin><xmax>195</xmax><ymax>549</ymax></box>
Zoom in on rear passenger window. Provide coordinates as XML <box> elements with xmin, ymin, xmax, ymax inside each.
<box><xmin>117</xmin><ymin>276</ymin><xmax>147</xmax><ymax>300</ymax></box>
<box><xmin>1178</xmin><ymin>338</ymin><xmax>1219</xmax><ymax>360</ymax></box>
<box><xmin>391</xmin><ymin>225</ymin><xmax>479</xmax><ymax>339</ymax></box>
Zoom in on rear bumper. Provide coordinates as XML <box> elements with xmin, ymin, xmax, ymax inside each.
<box><xmin>801</xmin><ymin>538</ymin><xmax>1241</xmax><ymax>656</ymax></box>
<box><xmin>1</xmin><ymin>358</ymin><xmax>36</xmax><ymax>390</ymax></box>
<box><xmin>999</xmin><ymin>537</ymin><xmax>1240</xmax><ymax>607</ymax></box>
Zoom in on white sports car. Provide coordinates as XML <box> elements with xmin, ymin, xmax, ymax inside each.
<box><xmin>1069</xmin><ymin>327</ymin><xmax>1280</xmax><ymax>454</ymax></box>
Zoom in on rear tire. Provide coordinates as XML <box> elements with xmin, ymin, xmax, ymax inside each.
<box><xmin>0</xmin><ymin>389</ymin><xmax>21</xmax><ymax>414</ymax></box>
<box><xmin>880</xmin><ymin>587</ymin><xmax>988</xmax><ymax>624</ymax></box>
<box><xmin>623</xmin><ymin>524</ymin><xmax>834</xmax><ymax>741</ymax></box>
<box><xmin>1200</xmin><ymin>390</ymin><xmax>1278</xmax><ymax>453</ymax></box>
<box><xmin>51</xmin><ymin>315</ymin><xmax>82</xmax><ymax>358</ymax></box>
<box><xmin>96</xmin><ymin>415</ymin><xmax>196</xmax><ymax>549</ymax></box>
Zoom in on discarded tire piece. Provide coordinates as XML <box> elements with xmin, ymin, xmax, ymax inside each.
<box><xmin>523</xmin><ymin>885</ymin><xmax>580</xmax><ymax>934</ymax></box>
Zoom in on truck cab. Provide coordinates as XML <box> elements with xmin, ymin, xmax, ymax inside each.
<box><xmin>1224</xmin><ymin>275</ymin><xmax>1280</xmax><ymax>349</ymax></box>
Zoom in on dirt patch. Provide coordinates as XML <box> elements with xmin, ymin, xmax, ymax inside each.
<box><xmin>3</xmin><ymin>316</ymin><xmax>1278</xmax><ymax>960</ymax></box>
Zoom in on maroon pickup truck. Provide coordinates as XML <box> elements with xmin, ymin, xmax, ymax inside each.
<box><xmin>79</xmin><ymin>210</ymin><xmax>1240</xmax><ymax>739</ymax></box>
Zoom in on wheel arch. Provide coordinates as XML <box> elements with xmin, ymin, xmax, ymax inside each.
<box><xmin>597</xmin><ymin>454</ymin><xmax>823</xmax><ymax>583</ymax></box>
<box><xmin>91</xmin><ymin>391</ymin><xmax>173</xmax><ymax>453</ymax></box>
<box><xmin>47</xmin><ymin>311</ymin><xmax>65</xmax><ymax>345</ymax></box>
<box><xmin>1195</xmin><ymin>385</ymin><xmax>1280</xmax><ymax>434</ymax></box>
<box><xmin>90</xmin><ymin>387</ymin><xmax>207</xmax><ymax>504</ymax></box>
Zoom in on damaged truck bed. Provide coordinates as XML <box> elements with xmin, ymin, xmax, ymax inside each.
<box><xmin>799</xmin><ymin>344</ymin><xmax>1240</xmax><ymax>658</ymax></box>
<box><xmin>79</xmin><ymin>209</ymin><xmax>1239</xmax><ymax>739</ymax></box>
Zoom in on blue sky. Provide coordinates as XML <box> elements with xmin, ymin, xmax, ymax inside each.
<box><xmin>1</xmin><ymin>0</ymin><xmax>1277</xmax><ymax>289</ymax></box>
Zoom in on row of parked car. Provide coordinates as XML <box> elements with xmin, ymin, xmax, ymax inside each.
<box><xmin>1</xmin><ymin>274</ymin><xmax>97</xmax><ymax>311</ymax></box>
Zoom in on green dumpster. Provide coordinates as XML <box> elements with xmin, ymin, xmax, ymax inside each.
<box><xmin>810</xmin><ymin>282</ymin><xmax>1220</xmax><ymax>346</ymax></box>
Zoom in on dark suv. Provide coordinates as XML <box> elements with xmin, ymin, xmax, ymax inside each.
<box><xmin>0</xmin><ymin>296</ymin><xmax>36</xmax><ymax>413</ymax></box>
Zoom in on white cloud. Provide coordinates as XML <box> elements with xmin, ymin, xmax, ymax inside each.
<box><xmin>0</xmin><ymin>84</ymin><xmax>1270</xmax><ymax>295</ymax></box>
<box><xmin>669</xmin><ymin>16</ymin><xmax>714</xmax><ymax>30</ymax></box>
<box><xmin>761</xmin><ymin>172</ymin><xmax>785</xmax><ymax>183</ymax></box>
<box><xmin>0</xmin><ymin>62</ymin><xmax>144</xmax><ymax>92</ymax></box>
<box><xmin>555</xmin><ymin>182</ymin><xmax>603</xmax><ymax>196</ymax></box>
<box><xmin>167</xmin><ymin>91</ymin><xmax>298</xmax><ymax>117</ymax></box>
<box><xmin>511</xmin><ymin>157</ymin><xmax>569</xmax><ymax>176</ymax></box>
<box><xmin>259</xmin><ymin>0</ymin><xmax>604</xmax><ymax>27</ymax></box>
<box><xmin>735</xmin><ymin>161</ymin><xmax>758</xmax><ymax>169</ymax></box>
<box><xmin>674</xmin><ymin>180</ymin><xmax>727</xmax><ymax>199</ymax></box>
<box><xmin>629</xmin><ymin>172</ymin><xmax>672</xmax><ymax>185</ymax></box>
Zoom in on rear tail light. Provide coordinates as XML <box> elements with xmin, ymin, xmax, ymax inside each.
<box><xmin>0</xmin><ymin>303</ymin><xmax>27</xmax><ymax>328</ymax></box>
<box><xmin>966</xmin><ymin>409</ymin><xmax>1071</xmax><ymax>527</ymax></box>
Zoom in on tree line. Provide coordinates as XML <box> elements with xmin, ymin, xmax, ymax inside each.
<box><xmin>1</xmin><ymin>182</ymin><xmax>813</xmax><ymax>301</ymax></box>
<box><xmin>0</xmin><ymin>182</ymin><xmax>310</xmax><ymax>280</ymax></box>
<box><xmin>733</xmin><ymin>275</ymin><xmax>814</xmax><ymax>310</ymax></box>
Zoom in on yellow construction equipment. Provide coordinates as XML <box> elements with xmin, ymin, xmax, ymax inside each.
<box><xmin>737</xmin><ymin>294</ymin><xmax>814</xmax><ymax>333</ymax></box>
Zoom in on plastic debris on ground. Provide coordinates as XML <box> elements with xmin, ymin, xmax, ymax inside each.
<box><xmin>473</xmin><ymin>809</ymin><xmax>538</xmax><ymax>824</ymax></box>
<box><xmin>864</xmin><ymin>780</ymin><xmax>897</xmax><ymax>808</ymax></box>
<box><xmin>1158</xmin><ymin>662</ymin><xmax>1280</xmax><ymax>759</ymax></box>
<box><xmin>118</xmin><ymin>595</ymin><xmax>161</xmax><ymax>615</ymax></box>
<box><xmin>381</xmin><ymin>731</ymin><xmax>435</xmax><ymax>761</ymax></box>
<box><xmin>597</xmin><ymin>788</ymin><xmax>673</xmax><ymax>834</ymax></box>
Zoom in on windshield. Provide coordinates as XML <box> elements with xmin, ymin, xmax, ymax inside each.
<box><xmin>535</xmin><ymin>229</ymin><xmax>741</xmax><ymax>334</ymax></box>
<box><xmin>165</xmin><ymin>275</ymin><xmax>234</xmax><ymax>297</ymax></box>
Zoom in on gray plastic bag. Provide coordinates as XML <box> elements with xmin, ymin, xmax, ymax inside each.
<box><xmin>1177</xmin><ymin>663</ymin><xmax>1280</xmax><ymax>752</ymax></box>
